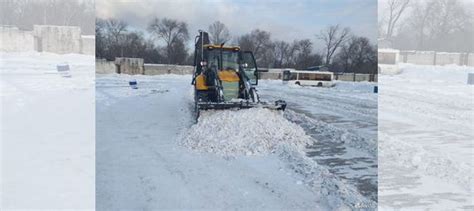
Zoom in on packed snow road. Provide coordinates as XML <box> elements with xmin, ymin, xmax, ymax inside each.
<box><xmin>96</xmin><ymin>74</ymin><xmax>375</xmax><ymax>210</ymax></box>
<box><xmin>259</xmin><ymin>80</ymin><xmax>378</xmax><ymax>202</ymax></box>
<box><xmin>96</xmin><ymin>75</ymin><xmax>322</xmax><ymax>210</ymax></box>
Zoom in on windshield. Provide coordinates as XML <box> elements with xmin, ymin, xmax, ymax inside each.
<box><xmin>207</xmin><ymin>49</ymin><xmax>239</xmax><ymax>71</ymax></box>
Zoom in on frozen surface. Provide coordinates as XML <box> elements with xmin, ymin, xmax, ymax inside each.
<box><xmin>378</xmin><ymin>63</ymin><xmax>474</xmax><ymax>210</ymax></box>
<box><xmin>0</xmin><ymin>51</ymin><xmax>95</xmax><ymax>209</ymax></box>
<box><xmin>96</xmin><ymin>74</ymin><xmax>377</xmax><ymax>210</ymax></box>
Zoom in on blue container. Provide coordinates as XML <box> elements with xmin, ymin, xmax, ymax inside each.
<box><xmin>129</xmin><ymin>80</ymin><xmax>138</xmax><ymax>89</ymax></box>
<box><xmin>373</xmin><ymin>86</ymin><xmax>378</xmax><ymax>93</ymax></box>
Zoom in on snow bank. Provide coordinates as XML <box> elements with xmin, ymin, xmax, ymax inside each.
<box><xmin>180</xmin><ymin>108</ymin><xmax>311</xmax><ymax>156</ymax></box>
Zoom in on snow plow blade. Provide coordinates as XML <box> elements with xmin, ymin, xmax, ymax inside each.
<box><xmin>197</xmin><ymin>100</ymin><xmax>287</xmax><ymax>111</ymax></box>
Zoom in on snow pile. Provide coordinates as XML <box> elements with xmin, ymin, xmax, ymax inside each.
<box><xmin>180</xmin><ymin>108</ymin><xmax>311</xmax><ymax>156</ymax></box>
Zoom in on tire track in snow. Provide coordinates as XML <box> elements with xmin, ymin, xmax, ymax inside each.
<box><xmin>258</xmin><ymin>81</ymin><xmax>378</xmax><ymax>202</ymax></box>
<box><xmin>284</xmin><ymin>110</ymin><xmax>378</xmax><ymax>202</ymax></box>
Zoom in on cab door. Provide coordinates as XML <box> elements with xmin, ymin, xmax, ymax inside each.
<box><xmin>241</xmin><ymin>51</ymin><xmax>258</xmax><ymax>85</ymax></box>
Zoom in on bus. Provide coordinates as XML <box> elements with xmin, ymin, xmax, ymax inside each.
<box><xmin>378</xmin><ymin>48</ymin><xmax>401</xmax><ymax>75</ymax></box>
<box><xmin>282</xmin><ymin>70</ymin><xmax>335</xmax><ymax>87</ymax></box>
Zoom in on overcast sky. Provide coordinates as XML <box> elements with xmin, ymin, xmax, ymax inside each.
<box><xmin>96</xmin><ymin>0</ymin><xmax>377</xmax><ymax>50</ymax></box>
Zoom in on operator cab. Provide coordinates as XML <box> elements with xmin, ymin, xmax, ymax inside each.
<box><xmin>194</xmin><ymin>44</ymin><xmax>258</xmax><ymax>102</ymax></box>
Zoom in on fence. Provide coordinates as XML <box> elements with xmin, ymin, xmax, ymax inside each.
<box><xmin>115</xmin><ymin>58</ymin><xmax>144</xmax><ymax>75</ymax></box>
<box><xmin>96</xmin><ymin>61</ymin><xmax>377</xmax><ymax>82</ymax></box>
<box><xmin>0</xmin><ymin>26</ymin><xmax>34</xmax><ymax>51</ymax></box>
<box><xmin>144</xmin><ymin>64</ymin><xmax>193</xmax><ymax>75</ymax></box>
<box><xmin>96</xmin><ymin>59</ymin><xmax>193</xmax><ymax>75</ymax></box>
<box><xmin>400</xmin><ymin>50</ymin><xmax>473</xmax><ymax>66</ymax></box>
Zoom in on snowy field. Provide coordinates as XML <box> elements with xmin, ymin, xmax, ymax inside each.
<box><xmin>0</xmin><ymin>52</ymin><xmax>95</xmax><ymax>209</ymax></box>
<box><xmin>96</xmin><ymin>73</ymin><xmax>377</xmax><ymax>210</ymax></box>
<box><xmin>378</xmin><ymin>64</ymin><xmax>474</xmax><ymax>210</ymax></box>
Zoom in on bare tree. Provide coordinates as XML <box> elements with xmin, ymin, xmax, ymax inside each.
<box><xmin>317</xmin><ymin>25</ymin><xmax>351</xmax><ymax>65</ymax></box>
<box><xmin>208</xmin><ymin>21</ymin><xmax>231</xmax><ymax>45</ymax></box>
<box><xmin>281</xmin><ymin>40</ymin><xmax>302</xmax><ymax>67</ymax></box>
<box><xmin>96</xmin><ymin>18</ymin><xmax>163</xmax><ymax>63</ymax></box>
<box><xmin>148</xmin><ymin>17</ymin><xmax>189</xmax><ymax>64</ymax></box>
<box><xmin>105</xmin><ymin>18</ymin><xmax>128</xmax><ymax>44</ymax></box>
<box><xmin>385</xmin><ymin>0</ymin><xmax>410</xmax><ymax>39</ymax></box>
<box><xmin>334</xmin><ymin>36</ymin><xmax>376</xmax><ymax>80</ymax></box>
<box><xmin>95</xmin><ymin>18</ymin><xmax>107</xmax><ymax>58</ymax></box>
<box><xmin>237</xmin><ymin>29</ymin><xmax>272</xmax><ymax>64</ymax></box>
<box><xmin>273</xmin><ymin>41</ymin><xmax>290</xmax><ymax>67</ymax></box>
<box><xmin>427</xmin><ymin>0</ymin><xmax>470</xmax><ymax>50</ymax></box>
<box><xmin>409</xmin><ymin>1</ymin><xmax>435</xmax><ymax>50</ymax></box>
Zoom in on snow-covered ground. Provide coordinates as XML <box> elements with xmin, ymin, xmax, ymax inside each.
<box><xmin>378</xmin><ymin>63</ymin><xmax>474</xmax><ymax>210</ymax></box>
<box><xmin>0</xmin><ymin>52</ymin><xmax>95</xmax><ymax>209</ymax></box>
<box><xmin>3</xmin><ymin>51</ymin><xmax>471</xmax><ymax>210</ymax></box>
<box><xmin>96</xmin><ymin>74</ymin><xmax>376</xmax><ymax>210</ymax></box>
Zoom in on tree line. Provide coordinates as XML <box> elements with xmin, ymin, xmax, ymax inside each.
<box><xmin>96</xmin><ymin>17</ymin><xmax>377</xmax><ymax>74</ymax></box>
<box><xmin>379</xmin><ymin>0</ymin><xmax>473</xmax><ymax>52</ymax></box>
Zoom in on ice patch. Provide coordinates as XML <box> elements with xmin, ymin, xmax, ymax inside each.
<box><xmin>180</xmin><ymin>108</ymin><xmax>312</xmax><ymax>157</ymax></box>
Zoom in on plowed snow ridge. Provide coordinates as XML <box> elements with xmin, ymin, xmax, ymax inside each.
<box><xmin>180</xmin><ymin>108</ymin><xmax>311</xmax><ymax>156</ymax></box>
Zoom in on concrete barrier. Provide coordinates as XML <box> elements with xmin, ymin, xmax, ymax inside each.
<box><xmin>34</xmin><ymin>25</ymin><xmax>82</xmax><ymax>54</ymax></box>
<box><xmin>335</xmin><ymin>73</ymin><xmax>376</xmax><ymax>82</ymax></box>
<box><xmin>0</xmin><ymin>26</ymin><xmax>34</xmax><ymax>52</ymax></box>
<box><xmin>436</xmin><ymin>52</ymin><xmax>462</xmax><ymax>65</ymax></box>
<box><xmin>81</xmin><ymin>35</ymin><xmax>95</xmax><ymax>55</ymax></box>
<box><xmin>144</xmin><ymin>64</ymin><xmax>194</xmax><ymax>75</ymax></box>
<box><xmin>115</xmin><ymin>57</ymin><xmax>144</xmax><ymax>75</ymax></box>
<box><xmin>1</xmin><ymin>25</ymin><xmax>93</xmax><ymax>54</ymax></box>
<box><xmin>404</xmin><ymin>51</ymin><xmax>436</xmax><ymax>65</ymax></box>
<box><xmin>468</xmin><ymin>54</ymin><xmax>474</xmax><ymax>66</ymax></box>
<box><xmin>400</xmin><ymin>50</ymin><xmax>473</xmax><ymax>66</ymax></box>
<box><xmin>96</xmin><ymin>59</ymin><xmax>116</xmax><ymax>74</ymax></box>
